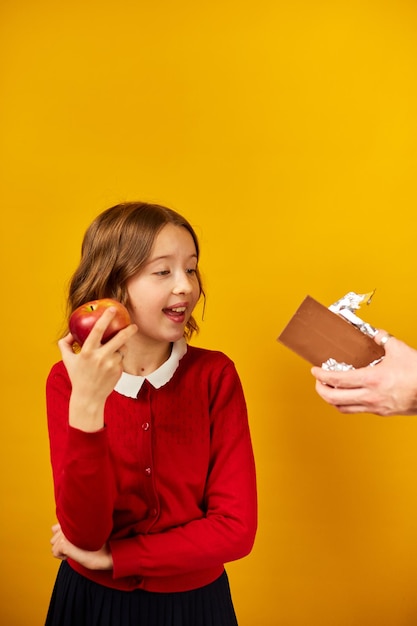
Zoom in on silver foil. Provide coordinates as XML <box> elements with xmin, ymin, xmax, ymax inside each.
<box><xmin>328</xmin><ymin>290</ymin><xmax>378</xmax><ymax>338</ymax></box>
<box><xmin>322</xmin><ymin>358</ymin><xmax>354</xmax><ymax>372</ymax></box>
<box><xmin>322</xmin><ymin>290</ymin><xmax>382</xmax><ymax>371</ymax></box>
<box><xmin>322</xmin><ymin>357</ymin><xmax>382</xmax><ymax>371</ymax></box>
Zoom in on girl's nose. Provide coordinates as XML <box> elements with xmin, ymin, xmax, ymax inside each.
<box><xmin>172</xmin><ymin>273</ymin><xmax>193</xmax><ymax>295</ymax></box>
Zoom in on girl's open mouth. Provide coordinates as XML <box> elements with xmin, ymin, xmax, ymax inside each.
<box><xmin>163</xmin><ymin>306</ymin><xmax>187</xmax><ymax>321</ymax></box>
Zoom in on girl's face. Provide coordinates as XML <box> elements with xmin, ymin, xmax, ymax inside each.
<box><xmin>126</xmin><ymin>223</ymin><xmax>201</xmax><ymax>345</ymax></box>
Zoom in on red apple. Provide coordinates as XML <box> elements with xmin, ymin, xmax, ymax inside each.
<box><xmin>69</xmin><ymin>298</ymin><xmax>131</xmax><ymax>346</ymax></box>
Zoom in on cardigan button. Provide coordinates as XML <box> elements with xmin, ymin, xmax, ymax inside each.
<box><xmin>142</xmin><ymin>422</ymin><xmax>150</xmax><ymax>431</ymax></box>
<box><xmin>145</xmin><ymin>467</ymin><xmax>152</xmax><ymax>476</ymax></box>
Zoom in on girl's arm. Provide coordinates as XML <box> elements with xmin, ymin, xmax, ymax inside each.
<box><xmin>47</xmin><ymin>310</ymin><xmax>137</xmax><ymax>550</ymax></box>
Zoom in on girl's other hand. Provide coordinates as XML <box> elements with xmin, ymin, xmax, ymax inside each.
<box><xmin>50</xmin><ymin>523</ymin><xmax>113</xmax><ymax>570</ymax></box>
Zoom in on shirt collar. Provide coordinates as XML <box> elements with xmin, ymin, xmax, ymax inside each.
<box><xmin>114</xmin><ymin>338</ymin><xmax>187</xmax><ymax>398</ymax></box>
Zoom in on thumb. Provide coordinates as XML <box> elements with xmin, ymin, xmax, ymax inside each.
<box><xmin>58</xmin><ymin>333</ymin><xmax>78</xmax><ymax>356</ymax></box>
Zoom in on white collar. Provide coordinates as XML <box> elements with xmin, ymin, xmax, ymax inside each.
<box><xmin>114</xmin><ymin>338</ymin><xmax>187</xmax><ymax>398</ymax></box>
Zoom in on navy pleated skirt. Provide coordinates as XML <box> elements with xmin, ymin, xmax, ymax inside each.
<box><xmin>45</xmin><ymin>561</ymin><xmax>239</xmax><ymax>626</ymax></box>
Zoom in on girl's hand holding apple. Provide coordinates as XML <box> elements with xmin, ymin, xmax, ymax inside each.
<box><xmin>59</xmin><ymin>303</ymin><xmax>137</xmax><ymax>432</ymax></box>
<box><xmin>69</xmin><ymin>298</ymin><xmax>132</xmax><ymax>347</ymax></box>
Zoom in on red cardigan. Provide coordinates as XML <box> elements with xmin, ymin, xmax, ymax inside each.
<box><xmin>46</xmin><ymin>345</ymin><xmax>257</xmax><ymax>592</ymax></box>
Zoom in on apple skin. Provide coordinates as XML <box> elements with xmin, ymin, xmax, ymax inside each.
<box><xmin>69</xmin><ymin>298</ymin><xmax>131</xmax><ymax>346</ymax></box>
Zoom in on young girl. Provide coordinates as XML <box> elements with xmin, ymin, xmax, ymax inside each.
<box><xmin>45</xmin><ymin>202</ymin><xmax>257</xmax><ymax>626</ymax></box>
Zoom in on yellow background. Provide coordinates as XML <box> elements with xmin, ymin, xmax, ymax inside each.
<box><xmin>1</xmin><ymin>1</ymin><xmax>417</xmax><ymax>624</ymax></box>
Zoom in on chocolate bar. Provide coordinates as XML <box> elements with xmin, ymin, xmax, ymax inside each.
<box><xmin>278</xmin><ymin>295</ymin><xmax>385</xmax><ymax>368</ymax></box>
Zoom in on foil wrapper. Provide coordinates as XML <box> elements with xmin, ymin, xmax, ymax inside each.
<box><xmin>322</xmin><ymin>289</ymin><xmax>383</xmax><ymax>371</ymax></box>
<box><xmin>322</xmin><ymin>358</ymin><xmax>354</xmax><ymax>371</ymax></box>
<box><xmin>328</xmin><ymin>290</ymin><xmax>378</xmax><ymax>338</ymax></box>
<box><xmin>322</xmin><ymin>357</ymin><xmax>382</xmax><ymax>371</ymax></box>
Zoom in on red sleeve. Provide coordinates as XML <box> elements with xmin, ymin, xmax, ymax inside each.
<box><xmin>110</xmin><ymin>361</ymin><xmax>257</xmax><ymax>579</ymax></box>
<box><xmin>46</xmin><ymin>363</ymin><xmax>117</xmax><ymax>550</ymax></box>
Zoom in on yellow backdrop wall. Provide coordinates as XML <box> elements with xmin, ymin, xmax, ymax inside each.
<box><xmin>1</xmin><ymin>1</ymin><xmax>417</xmax><ymax>624</ymax></box>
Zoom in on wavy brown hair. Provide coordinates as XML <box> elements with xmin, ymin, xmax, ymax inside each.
<box><xmin>67</xmin><ymin>202</ymin><xmax>204</xmax><ymax>339</ymax></box>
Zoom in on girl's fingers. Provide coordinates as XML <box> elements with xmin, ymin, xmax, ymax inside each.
<box><xmin>80</xmin><ymin>309</ymin><xmax>137</xmax><ymax>351</ymax></box>
<box><xmin>50</xmin><ymin>528</ymin><xmax>61</xmax><ymax>539</ymax></box>
<box><xmin>81</xmin><ymin>307</ymin><xmax>118</xmax><ymax>347</ymax></box>
<box><xmin>50</xmin><ymin>523</ymin><xmax>63</xmax><ymax>545</ymax></box>
<box><xmin>102</xmin><ymin>322</ymin><xmax>138</xmax><ymax>352</ymax></box>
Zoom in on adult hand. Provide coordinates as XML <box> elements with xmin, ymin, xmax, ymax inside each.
<box><xmin>311</xmin><ymin>330</ymin><xmax>417</xmax><ymax>416</ymax></box>
<box><xmin>50</xmin><ymin>523</ymin><xmax>113</xmax><ymax>570</ymax></box>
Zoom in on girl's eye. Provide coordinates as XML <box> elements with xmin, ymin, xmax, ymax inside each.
<box><xmin>153</xmin><ymin>268</ymin><xmax>197</xmax><ymax>276</ymax></box>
